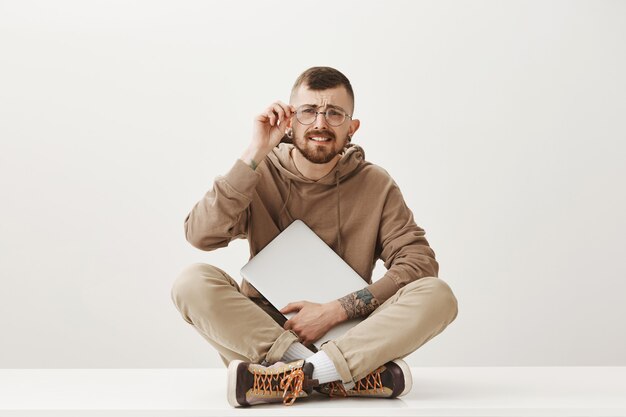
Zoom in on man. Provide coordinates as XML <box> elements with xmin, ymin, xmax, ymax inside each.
<box><xmin>172</xmin><ymin>67</ymin><xmax>458</xmax><ymax>407</ymax></box>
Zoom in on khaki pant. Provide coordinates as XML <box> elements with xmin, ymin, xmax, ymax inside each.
<box><xmin>171</xmin><ymin>263</ymin><xmax>458</xmax><ymax>386</ymax></box>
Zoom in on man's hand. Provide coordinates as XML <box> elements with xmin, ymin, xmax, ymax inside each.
<box><xmin>280</xmin><ymin>300</ymin><xmax>348</xmax><ymax>346</ymax></box>
<box><xmin>241</xmin><ymin>101</ymin><xmax>296</xmax><ymax>169</ymax></box>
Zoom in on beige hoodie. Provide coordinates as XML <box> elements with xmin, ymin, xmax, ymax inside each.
<box><xmin>184</xmin><ymin>142</ymin><xmax>439</xmax><ymax>304</ymax></box>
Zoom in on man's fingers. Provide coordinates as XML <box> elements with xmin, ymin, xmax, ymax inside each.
<box><xmin>280</xmin><ymin>302</ymin><xmax>302</xmax><ymax>314</ymax></box>
<box><xmin>284</xmin><ymin>320</ymin><xmax>303</xmax><ymax>336</ymax></box>
<box><xmin>255</xmin><ymin>101</ymin><xmax>293</xmax><ymax>131</ymax></box>
<box><xmin>299</xmin><ymin>335</ymin><xmax>313</xmax><ymax>346</ymax></box>
<box><xmin>275</xmin><ymin>101</ymin><xmax>293</xmax><ymax>119</ymax></box>
<box><xmin>262</xmin><ymin>101</ymin><xmax>294</xmax><ymax>127</ymax></box>
<box><xmin>271</xmin><ymin>103</ymin><xmax>286</xmax><ymax>122</ymax></box>
<box><xmin>265</xmin><ymin>107</ymin><xmax>277</xmax><ymax>126</ymax></box>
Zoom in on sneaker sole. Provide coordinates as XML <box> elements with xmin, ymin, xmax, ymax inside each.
<box><xmin>392</xmin><ymin>359</ymin><xmax>412</xmax><ymax>397</ymax></box>
<box><xmin>227</xmin><ymin>359</ymin><xmax>244</xmax><ymax>407</ymax></box>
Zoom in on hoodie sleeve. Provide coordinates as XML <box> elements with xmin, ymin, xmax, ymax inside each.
<box><xmin>184</xmin><ymin>159</ymin><xmax>261</xmax><ymax>251</ymax></box>
<box><xmin>365</xmin><ymin>182</ymin><xmax>439</xmax><ymax>304</ymax></box>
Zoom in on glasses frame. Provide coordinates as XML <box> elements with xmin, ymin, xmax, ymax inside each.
<box><xmin>294</xmin><ymin>105</ymin><xmax>352</xmax><ymax>127</ymax></box>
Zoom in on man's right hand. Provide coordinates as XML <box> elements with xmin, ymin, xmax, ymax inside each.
<box><xmin>241</xmin><ymin>101</ymin><xmax>296</xmax><ymax>169</ymax></box>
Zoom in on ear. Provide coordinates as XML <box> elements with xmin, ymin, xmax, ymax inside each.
<box><xmin>349</xmin><ymin>118</ymin><xmax>360</xmax><ymax>137</ymax></box>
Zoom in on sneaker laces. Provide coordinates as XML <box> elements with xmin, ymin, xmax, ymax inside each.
<box><xmin>280</xmin><ymin>368</ymin><xmax>305</xmax><ymax>405</ymax></box>
<box><xmin>251</xmin><ymin>366</ymin><xmax>305</xmax><ymax>406</ymax></box>
<box><xmin>326</xmin><ymin>381</ymin><xmax>348</xmax><ymax>397</ymax></box>
<box><xmin>354</xmin><ymin>366</ymin><xmax>385</xmax><ymax>394</ymax></box>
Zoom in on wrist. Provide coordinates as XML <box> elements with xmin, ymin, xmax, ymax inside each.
<box><xmin>328</xmin><ymin>300</ymin><xmax>348</xmax><ymax>325</ymax></box>
<box><xmin>240</xmin><ymin>146</ymin><xmax>269</xmax><ymax>170</ymax></box>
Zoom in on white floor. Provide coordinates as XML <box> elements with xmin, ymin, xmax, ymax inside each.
<box><xmin>0</xmin><ymin>367</ymin><xmax>624</xmax><ymax>416</ymax></box>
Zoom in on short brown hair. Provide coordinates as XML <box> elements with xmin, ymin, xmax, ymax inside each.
<box><xmin>291</xmin><ymin>66</ymin><xmax>354</xmax><ymax>109</ymax></box>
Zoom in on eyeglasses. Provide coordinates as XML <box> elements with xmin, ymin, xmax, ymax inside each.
<box><xmin>294</xmin><ymin>105</ymin><xmax>352</xmax><ymax>127</ymax></box>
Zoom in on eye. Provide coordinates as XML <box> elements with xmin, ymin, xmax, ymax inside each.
<box><xmin>327</xmin><ymin>109</ymin><xmax>343</xmax><ymax>117</ymax></box>
<box><xmin>300</xmin><ymin>107</ymin><xmax>316</xmax><ymax>114</ymax></box>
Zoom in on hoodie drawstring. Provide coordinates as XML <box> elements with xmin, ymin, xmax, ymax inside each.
<box><xmin>335</xmin><ymin>170</ymin><xmax>341</xmax><ymax>255</ymax></box>
<box><xmin>277</xmin><ymin>170</ymin><xmax>342</xmax><ymax>256</ymax></box>
<box><xmin>278</xmin><ymin>179</ymin><xmax>294</xmax><ymax>228</ymax></box>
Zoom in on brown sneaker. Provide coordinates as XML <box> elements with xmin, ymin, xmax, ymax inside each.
<box><xmin>227</xmin><ymin>359</ymin><xmax>319</xmax><ymax>407</ymax></box>
<box><xmin>316</xmin><ymin>359</ymin><xmax>412</xmax><ymax>399</ymax></box>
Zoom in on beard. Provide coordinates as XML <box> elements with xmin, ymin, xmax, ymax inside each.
<box><xmin>292</xmin><ymin>129</ymin><xmax>350</xmax><ymax>164</ymax></box>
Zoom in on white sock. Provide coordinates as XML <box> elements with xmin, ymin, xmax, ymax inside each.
<box><xmin>281</xmin><ymin>342</ymin><xmax>315</xmax><ymax>362</ymax></box>
<box><xmin>306</xmin><ymin>351</ymin><xmax>342</xmax><ymax>384</ymax></box>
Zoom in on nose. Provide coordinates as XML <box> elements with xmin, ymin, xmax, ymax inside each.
<box><xmin>312</xmin><ymin>111</ymin><xmax>330</xmax><ymax>130</ymax></box>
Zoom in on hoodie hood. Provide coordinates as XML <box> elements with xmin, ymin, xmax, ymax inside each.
<box><xmin>267</xmin><ymin>142</ymin><xmax>366</xmax><ymax>184</ymax></box>
<box><xmin>266</xmin><ymin>142</ymin><xmax>367</xmax><ymax>256</ymax></box>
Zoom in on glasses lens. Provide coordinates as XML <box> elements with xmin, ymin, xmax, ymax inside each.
<box><xmin>296</xmin><ymin>106</ymin><xmax>316</xmax><ymax>125</ymax></box>
<box><xmin>325</xmin><ymin>108</ymin><xmax>346</xmax><ymax>126</ymax></box>
<box><xmin>295</xmin><ymin>106</ymin><xmax>348</xmax><ymax>126</ymax></box>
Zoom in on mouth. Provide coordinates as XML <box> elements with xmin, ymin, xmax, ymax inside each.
<box><xmin>306</xmin><ymin>132</ymin><xmax>335</xmax><ymax>143</ymax></box>
<box><xmin>308</xmin><ymin>136</ymin><xmax>333</xmax><ymax>143</ymax></box>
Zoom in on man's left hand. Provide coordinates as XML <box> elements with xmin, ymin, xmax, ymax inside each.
<box><xmin>280</xmin><ymin>300</ymin><xmax>347</xmax><ymax>346</ymax></box>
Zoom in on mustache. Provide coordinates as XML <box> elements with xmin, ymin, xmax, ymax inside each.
<box><xmin>305</xmin><ymin>130</ymin><xmax>336</xmax><ymax>140</ymax></box>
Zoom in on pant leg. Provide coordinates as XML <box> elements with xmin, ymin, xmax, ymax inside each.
<box><xmin>321</xmin><ymin>276</ymin><xmax>459</xmax><ymax>385</ymax></box>
<box><xmin>171</xmin><ymin>263</ymin><xmax>300</xmax><ymax>365</ymax></box>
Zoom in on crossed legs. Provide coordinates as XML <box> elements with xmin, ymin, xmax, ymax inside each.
<box><xmin>171</xmin><ymin>263</ymin><xmax>458</xmax><ymax>385</ymax></box>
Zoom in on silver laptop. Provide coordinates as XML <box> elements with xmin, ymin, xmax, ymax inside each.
<box><xmin>240</xmin><ymin>219</ymin><xmax>365</xmax><ymax>349</ymax></box>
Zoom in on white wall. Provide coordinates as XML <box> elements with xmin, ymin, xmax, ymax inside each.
<box><xmin>1</xmin><ymin>0</ymin><xmax>624</xmax><ymax>368</ymax></box>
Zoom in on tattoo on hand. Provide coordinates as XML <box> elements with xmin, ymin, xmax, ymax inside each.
<box><xmin>250</xmin><ymin>159</ymin><xmax>258</xmax><ymax>170</ymax></box>
<box><xmin>338</xmin><ymin>289</ymin><xmax>380</xmax><ymax>320</ymax></box>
